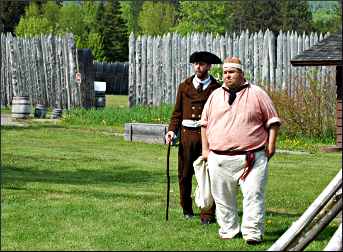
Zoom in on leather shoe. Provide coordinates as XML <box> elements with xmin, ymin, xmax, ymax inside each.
<box><xmin>246</xmin><ymin>238</ymin><xmax>262</xmax><ymax>245</ymax></box>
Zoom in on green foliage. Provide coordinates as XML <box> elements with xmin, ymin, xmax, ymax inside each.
<box><xmin>0</xmin><ymin>1</ymin><xmax>29</xmax><ymax>33</ymax></box>
<box><xmin>62</xmin><ymin>103</ymin><xmax>173</xmax><ymax>131</ymax></box>
<box><xmin>229</xmin><ymin>0</ymin><xmax>313</xmax><ymax>33</ymax></box>
<box><xmin>101</xmin><ymin>0</ymin><xmax>128</xmax><ymax>62</ymax></box>
<box><xmin>120</xmin><ymin>1</ymin><xmax>144</xmax><ymax>35</ymax></box>
<box><xmin>14</xmin><ymin>1</ymin><xmax>106</xmax><ymax>62</ymax></box>
<box><xmin>57</xmin><ymin>3</ymin><xmax>84</xmax><ymax>36</ymax></box>
<box><xmin>15</xmin><ymin>16</ymin><xmax>53</xmax><ymax>37</ymax></box>
<box><xmin>173</xmin><ymin>1</ymin><xmax>231</xmax><ymax>36</ymax></box>
<box><xmin>138</xmin><ymin>1</ymin><xmax>176</xmax><ymax>36</ymax></box>
<box><xmin>15</xmin><ymin>2</ymin><xmax>53</xmax><ymax>37</ymax></box>
<box><xmin>312</xmin><ymin>6</ymin><xmax>342</xmax><ymax>33</ymax></box>
<box><xmin>268</xmin><ymin>73</ymin><xmax>336</xmax><ymax>142</ymax></box>
<box><xmin>279</xmin><ymin>0</ymin><xmax>313</xmax><ymax>33</ymax></box>
<box><xmin>209</xmin><ymin>66</ymin><xmax>223</xmax><ymax>85</ymax></box>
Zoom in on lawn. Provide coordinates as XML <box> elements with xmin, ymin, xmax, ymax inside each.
<box><xmin>1</xmin><ymin>120</ymin><xmax>341</xmax><ymax>251</ymax></box>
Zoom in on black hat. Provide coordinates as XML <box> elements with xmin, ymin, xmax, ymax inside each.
<box><xmin>189</xmin><ymin>51</ymin><xmax>222</xmax><ymax>64</ymax></box>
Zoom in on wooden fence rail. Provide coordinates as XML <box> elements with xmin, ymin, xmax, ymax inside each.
<box><xmin>128</xmin><ymin>29</ymin><xmax>336</xmax><ymax>107</ymax></box>
<box><xmin>0</xmin><ymin>33</ymin><xmax>94</xmax><ymax>109</ymax></box>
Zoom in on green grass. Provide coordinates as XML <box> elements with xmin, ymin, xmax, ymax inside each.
<box><xmin>1</xmin><ymin>121</ymin><xmax>341</xmax><ymax>251</ymax></box>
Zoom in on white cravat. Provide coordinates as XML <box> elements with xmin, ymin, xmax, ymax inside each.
<box><xmin>193</xmin><ymin>75</ymin><xmax>211</xmax><ymax>91</ymax></box>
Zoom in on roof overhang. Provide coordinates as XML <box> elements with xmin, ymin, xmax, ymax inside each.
<box><xmin>291</xmin><ymin>33</ymin><xmax>342</xmax><ymax>67</ymax></box>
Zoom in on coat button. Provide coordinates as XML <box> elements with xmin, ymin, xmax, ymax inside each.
<box><xmin>192</xmin><ymin>106</ymin><xmax>195</xmax><ymax>110</ymax></box>
<box><xmin>192</xmin><ymin>114</ymin><xmax>195</xmax><ymax>118</ymax></box>
<box><xmin>198</xmin><ymin>115</ymin><xmax>201</xmax><ymax>118</ymax></box>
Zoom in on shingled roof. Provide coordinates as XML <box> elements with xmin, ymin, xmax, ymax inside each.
<box><xmin>291</xmin><ymin>32</ymin><xmax>342</xmax><ymax>66</ymax></box>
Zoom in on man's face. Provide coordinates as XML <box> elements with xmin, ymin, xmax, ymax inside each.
<box><xmin>193</xmin><ymin>62</ymin><xmax>211</xmax><ymax>79</ymax></box>
<box><xmin>223</xmin><ymin>67</ymin><xmax>244</xmax><ymax>88</ymax></box>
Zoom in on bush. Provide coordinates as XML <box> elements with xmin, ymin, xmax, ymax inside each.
<box><xmin>268</xmin><ymin>73</ymin><xmax>336</xmax><ymax>141</ymax></box>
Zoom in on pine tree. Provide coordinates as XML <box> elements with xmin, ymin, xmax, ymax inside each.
<box><xmin>102</xmin><ymin>0</ymin><xmax>128</xmax><ymax>62</ymax></box>
<box><xmin>229</xmin><ymin>0</ymin><xmax>313</xmax><ymax>34</ymax></box>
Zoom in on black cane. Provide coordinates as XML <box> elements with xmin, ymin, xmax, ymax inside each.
<box><xmin>166</xmin><ymin>141</ymin><xmax>171</xmax><ymax>221</ymax></box>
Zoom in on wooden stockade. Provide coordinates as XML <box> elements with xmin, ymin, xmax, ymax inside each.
<box><xmin>129</xmin><ymin>30</ymin><xmax>336</xmax><ymax>107</ymax></box>
<box><xmin>94</xmin><ymin>61</ymin><xmax>128</xmax><ymax>95</ymax></box>
<box><xmin>0</xmin><ymin>33</ymin><xmax>94</xmax><ymax>109</ymax></box>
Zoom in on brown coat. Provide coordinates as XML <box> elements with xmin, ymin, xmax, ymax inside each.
<box><xmin>168</xmin><ymin>75</ymin><xmax>221</xmax><ymax>133</ymax></box>
<box><xmin>168</xmin><ymin>74</ymin><xmax>220</xmax><ymax>218</ymax></box>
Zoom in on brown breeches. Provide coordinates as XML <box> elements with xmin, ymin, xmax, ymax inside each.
<box><xmin>178</xmin><ymin>127</ymin><xmax>215</xmax><ymax>220</ymax></box>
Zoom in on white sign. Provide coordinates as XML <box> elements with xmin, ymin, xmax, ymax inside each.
<box><xmin>94</xmin><ymin>81</ymin><xmax>106</xmax><ymax>92</ymax></box>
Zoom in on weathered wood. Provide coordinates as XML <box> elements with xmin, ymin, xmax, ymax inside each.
<box><xmin>128</xmin><ymin>30</ymin><xmax>336</xmax><ymax>106</ymax></box>
<box><xmin>124</xmin><ymin>123</ymin><xmax>168</xmax><ymax>144</ymax></box>
<box><xmin>0</xmin><ymin>33</ymin><xmax>90</xmax><ymax>109</ymax></box>
<box><xmin>268</xmin><ymin>169</ymin><xmax>342</xmax><ymax>251</ymax></box>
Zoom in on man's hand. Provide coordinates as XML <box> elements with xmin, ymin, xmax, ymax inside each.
<box><xmin>265</xmin><ymin>124</ymin><xmax>279</xmax><ymax>160</ymax></box>
<box><xmin>165</xmin><ymin>131</ymin><xmax>175</xmax><ymax>144</ymax></box>
<box><xmin>265</xmin><ymin>144</ymin><xmax>276</xmax><ymax>160</ymax></box>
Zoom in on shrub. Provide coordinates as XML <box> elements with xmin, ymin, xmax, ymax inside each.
<box><xmin>267</xmin><ymin>72</ymin><xmax>336</xmax><ymax>141</ymax></box>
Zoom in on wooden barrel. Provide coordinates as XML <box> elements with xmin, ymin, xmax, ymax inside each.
<box><xmin>51</xmin><ymin>108</ymin><xmax>63</xmax><ymax>119</ymax></box>
<box><xmin>95</xmin><ymin>91</ymin><xmax>106</xmax><ymax>108</ymax></box>
<box><xmin>34</xmin><ymin>104</ymin><xmax>48</xmax><ymax>118</ymax></box>
<box><xmin>11</xmin><ymin>96</ymin><xmax>31</xmax><ymax>119</ymax></box>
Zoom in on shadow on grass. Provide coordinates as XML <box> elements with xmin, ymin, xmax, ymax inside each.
<box><xmin>264</xmin><ymin>224</ymin><xmax>339</xmax><ymax>246</ymax></box>
<box><xmin>1</xmin><ymin>123</ymin><xmax>65</xmax><ymax>131</ymax></box>
<box><xmin>1</xmin><ymin>164</ymin><xmax>168</xmax><ymax>187</ymax></box>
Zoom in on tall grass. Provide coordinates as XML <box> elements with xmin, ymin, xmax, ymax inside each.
<box><xmin>268</xmin><ymin>71</ymin><xmax>336</xmax><ymax>141</ymax></box>
<box><xmin>62</xmin><ymin>103</ymin><xmax>173</xmax><ymax>130</ymax></box>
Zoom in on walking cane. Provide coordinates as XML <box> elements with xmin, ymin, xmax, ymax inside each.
<box><xmin>166</xmin><ymin>141</ymin><xmax>171</xmax><ymax>221</ymax></box>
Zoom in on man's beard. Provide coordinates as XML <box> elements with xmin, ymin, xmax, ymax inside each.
<box><xmin>196</xmin><ymin>71</ymin><xmax>208</xmax><ymax>80</ymax></box>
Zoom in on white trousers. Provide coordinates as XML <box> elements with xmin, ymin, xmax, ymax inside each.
<box><xmin>207</xmin><ymin>150</ymin><xmax>268</xmax><ymax>240</ymax></box>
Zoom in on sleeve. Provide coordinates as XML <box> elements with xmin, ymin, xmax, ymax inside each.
<box><xmin>168</xmin><ymin>85</ymin><xmax>182</xmax><ymax>133</ymax></box>
<box><xmin>257</xmin><ymin>87</ymin><xmax>282</xmax><ymax>128</ymax></box>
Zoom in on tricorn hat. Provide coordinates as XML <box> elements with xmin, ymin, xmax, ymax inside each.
<box><xmin>189</xmin><ymin>51</ymin><xmax>222</xmax><ymax>64</ymax></box>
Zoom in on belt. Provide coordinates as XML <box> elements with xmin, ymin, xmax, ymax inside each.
<box><xmin>211</xmin><ymin>146</ymin><xmax>265</xmax><ymax>181</ymax></box>
<box><xmin>181</xmin><ymin>125</ymin><xmax>201</xmax><ymax>131</ymax></box>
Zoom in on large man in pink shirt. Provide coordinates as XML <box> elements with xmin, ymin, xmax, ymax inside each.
<box><xmin>201</xmin><ymin>57</ymin><xmax>281</xmax><ymax>245</ymax></box>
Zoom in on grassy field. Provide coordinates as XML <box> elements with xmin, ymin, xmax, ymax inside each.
<box><xmin>1</xmin><ymin>116</ymin><xmax>341</xmax><ymax>250</ymax></box>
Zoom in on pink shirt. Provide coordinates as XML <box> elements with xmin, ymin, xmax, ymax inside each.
<box><xmin>201</xmin><ymin>83</ymin><xmax>281</xmax><ymax>152</ymax></box>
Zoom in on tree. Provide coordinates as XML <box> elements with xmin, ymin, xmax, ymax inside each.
<box><xmin>312</xmin><ymin>3</ymin><xmax>342</xmax><ymax>33</ymax></box>
<box><xmin>0</xmin><ymin>1</ymin><xmax>29</xmax><ymax>34</ymax></box>
<box><xmin>101</xmin><ymin>0</ymin><xmax>128</xmax><ymax>62</ymax></box>
<box><xmin>173</xmin><ymin>1</ymin><xmax>231</xmax><ymax>36</ymax></box>
<box><xmin>229</xmin><ymin>0</ymin><xmax>313</xmax><ymax>34</ymax></box>
<box><xmin>15</xmin><ymin>1</ymin><xmax>106</xmax><ymax>61</ymax></box>
<box><xmin>279</xmin><ymin>0</ymin><xmax>313</xmax><ymax>33</ymax></box>
<box><xmin>138</xmin><ymin>1</ymin><xmax>176</xmax><ymax>36</ymax></box>
<box><xmin>15</xmin><ymin>2</ymin><xmax>54</xmax><ymax>37</ymax></box>
<box><xmin>120</xmin><ymin>0</ymin><xmax>144</xmax><ymax>35</ymax></box>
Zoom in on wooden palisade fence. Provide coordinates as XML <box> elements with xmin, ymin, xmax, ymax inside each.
<box><xmin>128</xmin><ymin>29</ymin><xmax>336</xmax><ymax>107</ymax></box>
<box><xmin>0</xmin><ymin>33</ymin><xmax>94</xmax><ymax>109</ymax></box>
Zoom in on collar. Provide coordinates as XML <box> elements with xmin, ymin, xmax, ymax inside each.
<box><xmin>222</xmin><ymin>82</ymin><xmax>249</xmax><ymax>93</ymax></box>
<box><xmin>193</xmin><ymin>75</ymin><xmax>211</xmax><ymax>90</ymax></box>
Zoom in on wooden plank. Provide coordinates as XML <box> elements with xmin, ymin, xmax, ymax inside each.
<box><xmin>268</xmin><ymin>170</ymin><xmax>342</xmax><ymax>251</ymax></box>
<box><xmin>128</xmin><ymin>33</ymin><xmax>136</xmax><ymax>107</ymax></box>
<box><xmin>124</xmin><ymin>123</ymin><xmax>168</xmax><ymax>144</ymax></box>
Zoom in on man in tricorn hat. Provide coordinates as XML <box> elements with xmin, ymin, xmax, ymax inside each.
<box><xmin>201</xmin><ymin>56</ymin><xmax>281</xmax><ymax>244</ymax></box>
<box><xmin>165</xmin><ymin>51</ymin><xmax>222</xmax><ymax>224</ymax></box>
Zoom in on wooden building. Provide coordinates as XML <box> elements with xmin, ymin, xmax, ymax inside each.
<box><xmin>291</xmin><ymin>32</ymin><xmax>342</xmax><ymax>151</ymax></box>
